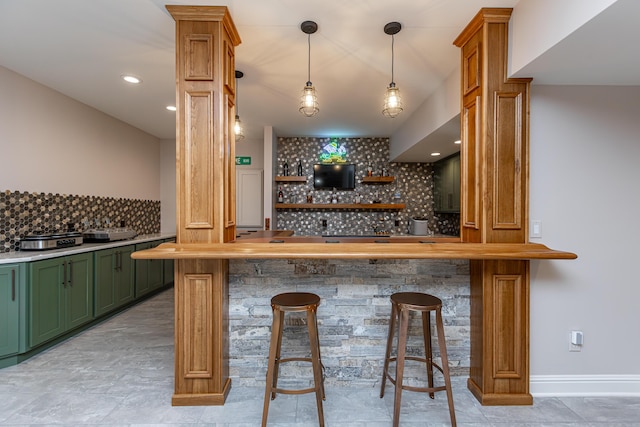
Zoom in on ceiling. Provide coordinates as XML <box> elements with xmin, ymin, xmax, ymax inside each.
<box><xmin>1</xmin><ymin>0</ymin><xmax>639</xmax><ymax>161</ymax></box>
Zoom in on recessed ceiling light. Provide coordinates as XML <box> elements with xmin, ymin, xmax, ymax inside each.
<box><xmin>430</xmin><ymin>152</ymin><xmax>441</xmax><ymax>157</ymax></box>
<box><xmin>166</xmin><ymin>105</ymin><xmax>177</xmax><ymax>112</ymax></box>
<box><xmin>454</xmin><ymin>139</ymin><xmax>461</xmax><ymax>144</ymax></box>
<box><xmin>122</xmin><ymin>74</ymin><xmax>142</xmax><ymax>84</ymax></box>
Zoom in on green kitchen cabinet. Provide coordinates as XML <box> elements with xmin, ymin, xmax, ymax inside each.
<box><xmin>94</xmin><ymin>245</ymin><xmax>135</xmax><ymax>317</ymax></box>
<box><xmin>433</xmin><ymin>153</ymin><xmax>461</xmax><ymax>213</ymax></box>
<box><xmin>28</xmin><ymin>253</ymin><xmax>94</xmax><ymax>347</ymax></box>
<box><xmin>135</xmin><ymin>241</ymin><xmax>164</xmax><ymax>297</ymax></box>
<box><xmin>163</xmin><ymin>238</ymin><xmax>175</xmax><ymax>286</ymax></box>
<box><xmin>0</xmin><ymin>264</ymin><xmax>24</xmax><ymax>358</ymax></box>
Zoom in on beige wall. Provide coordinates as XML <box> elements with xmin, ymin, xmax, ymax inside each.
<box><xmin>529</xmin><ymin>85</ymin><xmax>640</xmax><ymax>394</ymax></box>
<box><xmin>159</xmin><ymin>139</ymin><xmax>176</xmax><ymax>233</ymax></box>
<box><xmin>0</xmin><ymin>65</ymin><xmax>160</xmax><ymax>200</ymax></box>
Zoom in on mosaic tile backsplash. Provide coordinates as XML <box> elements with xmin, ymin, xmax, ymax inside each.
<box><xmin>0</xmin><ymin>190</ymin><xmax>161</xmax><ymax>252</ymax></box>
<box><xmin>276</xmin><ymin>136</ymin><xmax>460</xmax><ymax>236</ymax></box>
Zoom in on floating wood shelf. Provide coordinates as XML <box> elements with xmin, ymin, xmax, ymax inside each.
<box><xmin>275</xmin><ymin>203</ymin><xmax>405</xmax><ymax>210</ymax></box>
<box><xmin>275</xmin><ymin>176</ymin><xmax>307</xmax><ymax>182</ymax></box>
<box><xmin>362</xmin><ymin>176</ymin><xmax>395</xmax><ymax>184</ymax></box>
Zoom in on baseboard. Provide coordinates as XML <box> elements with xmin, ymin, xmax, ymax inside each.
<box><xmin>530</xmin><ymin>375</ymin><xmax>640</xmax><ymax>397</ymax></box>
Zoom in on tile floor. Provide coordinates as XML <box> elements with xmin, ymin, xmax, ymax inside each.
<box><xmin>0</xmin><ymin>289</ymin><xmax>638</xmax><ymax>426</ymax></box>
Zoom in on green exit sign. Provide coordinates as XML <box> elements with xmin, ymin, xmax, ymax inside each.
<box><xmin>235</xmin><ymin>156</ymin><xmax>251</xmax><ymax>165</ymax></box>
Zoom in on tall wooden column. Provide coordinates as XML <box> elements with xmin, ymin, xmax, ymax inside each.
<box><xmin>454</xmin><ymin>9</ymin><xmax>533</xmax><ymax>405</ymax></box>
<box><xmin>167</xmin><ymin>6</ymin><xmax>240</xmax><ymax>406</ymax></box>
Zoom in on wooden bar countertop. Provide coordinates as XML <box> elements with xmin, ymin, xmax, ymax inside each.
<box><xmin>131</xmin><ymin>231</ymin><xmax>577</xmax><ymax>261</ymax></box>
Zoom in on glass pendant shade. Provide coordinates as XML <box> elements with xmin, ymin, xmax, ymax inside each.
<box><xmin>234</xmin><ymin>114</ymin><xmax>244</xmax><ymax>140</ymax></box>
<box><xmin>299</xmin><ymin>82</ymin><xmax>319</xmax><ymax>117</ymax></box>
<box><xmin>382</xmin><ymin>83</ymin><xmax>403</xmax><ymax>118</ymax></box>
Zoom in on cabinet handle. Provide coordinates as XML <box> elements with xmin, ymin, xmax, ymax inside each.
<box><xmin>116</xmin><ymin>251</ymin><xmax>121</xmax><ymax>271</ymax></box>
<box><xmin>62</xmin><ymin>261</ymin><xmax>67</xmax><ymax>287</ymax></box>
<box><xmin>11</xmin><ymin>269</ymin><xmax>16</xmax><ymax>301</ymax></box>
<box><xmin>68</xmin><ymin>260</ymin><xmax>73</xmax><ymax>286</ymax></box>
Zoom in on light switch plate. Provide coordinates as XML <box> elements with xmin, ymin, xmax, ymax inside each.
<box><xmin>531</xmin><ymin>220</ymin><xmax>542</xmax><ymax>238</ymax></box>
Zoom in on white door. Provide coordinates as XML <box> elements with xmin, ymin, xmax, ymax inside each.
<box><xmin>236</xmin><ymin>169</ymin><xmax>264</xmax><ymax>227</ymax></box>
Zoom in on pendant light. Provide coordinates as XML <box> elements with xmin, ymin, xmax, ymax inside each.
<box><xmin>234</xmin><ymin>70</ymin><xmax>245</xmax><ymax>141</ymax></box>
<box><xmin>382</xmin><ymin>22</ymin><xmax>403</xmax><ymax>118</ymax></box>
<box><xmin>299</xmin><ymin>20</ymin><xmax>319</xmax><ymax>117</ymax></box>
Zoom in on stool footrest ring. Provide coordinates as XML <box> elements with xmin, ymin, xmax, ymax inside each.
<box><xmin>384</xmin><ymin>355</ymin><xmax>448</xmax><ymax>394</ymax></box>
<box><xmin>272</xmin><ymin>386</ymin><xmax>318</xmax><ymax>396</ymax></box>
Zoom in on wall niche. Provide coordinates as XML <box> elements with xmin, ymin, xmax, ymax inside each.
<box><xmin>275</xmin><ymin>136</ymin><xmax>458</xmax><ymax>236</ymax></box>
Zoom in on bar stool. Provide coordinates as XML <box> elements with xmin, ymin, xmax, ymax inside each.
<box><xmin>380</xmin><ymin>292</ymin><xmax>456</xmax><ymax>427</ymax></box>
<box><xmin>262</xmin><ymin>292</ymin><xmax>325</xmax><ymax>427</ymax></box>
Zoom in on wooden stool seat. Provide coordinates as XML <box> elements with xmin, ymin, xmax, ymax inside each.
<box><xmin>381</xmin><ymin>292</ymin><xmax>457</xmax><ymax>427</ymax></box>
<box><xmin>271</xmin><ymin>292</ymin><xmax>320</xmax><ymax>310</ymax></box>
<box><xmin>262</xmin><ymin>292</ymin><xmax>325</xmax><ymax>426</ymax></box>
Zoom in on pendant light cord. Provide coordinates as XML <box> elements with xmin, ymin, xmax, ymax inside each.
<box><xmin>390</xmin><ymin>34</ymin><xmax>395</xmax><ymax>85</ymax></box>
<box><xmin>235</xmin><ymin>76</ymin><xmax>240</xmax><ymax>115</ymax></box>
<box><xmin>307</xmin><ymin>33</ymin><xmax>312</xmax><ymax>84</ymax></box>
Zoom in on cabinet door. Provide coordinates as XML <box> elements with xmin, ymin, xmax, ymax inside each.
<box><xmin>0</xmin><ymin>265</ymin><xmax>20</xmax><ymax>357</ymax></box>
<box><xmin>236</xmin><ymin>169</ymin><xmax>264</xmax><ymax>227</ymax></box>
<box><xmin>135</xmin><ymin>241</ymin><xmax>164</xmax><ymax>296</ymax></box>
<box><xmin>65</xmin><ymin>253</ymin><xmax>94</xmax><ymax>330</ymax></box>
<box><xmin>94</xmin><ymin>248</ymin><xmax>117</xmax><ymax>317</ymax></box>
<box><xmin>451</xmin><ymin>154</ymin><xmax>461</xmax><ymax>212</ymax></box>
<box><xmin>116</xmin><ymin>245</ymin><xmax>135</xmax><ymax>305</ymax></box>
<box><xmin>434</xmin><ymin>161</ymin><xmax>446</xmax><ymax>212</ymax></box>
<box><xmin>135</xmin><ymin>242</ymin><xmax>152</xmax><ymax>297</ymax></box>
<box><xmin>434</xmin><ymin>153</ymin><xmax>461</xmax><ymax>213</ymax></box>
<box><xmin>163</xmin><ymin>238</ymin><xmax>175</xmax><ymax>286</ymax></box>
<box><xmin>147</xmin><ymin>242</ymin><xmax>164</xmax><ymax>291</ymax></box>
<box><xmin>163</xmin><ymin>259</ymin><xmax>175</xmax><ymax>285</ymax></box>
<box><xmin>29</xmin><ymin>258</ymin><xmax>65</xmax><ymax>347</ymax></box>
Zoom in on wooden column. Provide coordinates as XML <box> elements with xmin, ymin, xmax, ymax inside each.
<box><xmin>454</xmin><ymin>9</ymin><xmax>534</xmax><ymax>405</ymax></box>
<box><xmin>167</xmin><ymin>5</ymin><xmax>240</xmax><ymax>406</ymax></box>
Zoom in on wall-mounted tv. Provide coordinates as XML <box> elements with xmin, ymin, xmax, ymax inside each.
<box><xmin>313</xmin><ymin>163</ymin><xmax>356</xmax><ymax>190</ymax></box>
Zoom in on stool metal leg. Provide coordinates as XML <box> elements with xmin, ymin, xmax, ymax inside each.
<box><xmin>307</xmin><ymin>307</ymin><xmax>325</xmax><ymax>426</ymax></box>
<box><xmin>422</xmin><ymin>310</ymin><xmax>435</xmax><ymax>399</ymax></box>
<box><xmin>262</xmin><ymin>307</ymin><xmax>283</xmax><ymax>427</ymax></box>
<box><xmin>435</xmin><ymin>307</ymin><xmax>457</xmax><ymax>427</ymax></box>
<box><xmin>380</xmin><ymin>301</ymin><xmax>397</xmax><ymax>398</ymax></box>
<box><xmin>312</xmin><ymin>311</ymin><xmax>326</xmax><ymax>400</ymax></box>
<box><xmin>392</xmin><ymin>306</ymin><xmax>410</xmax><ymax>427</ymax></box>
<box><xmin>270</xmin><ymin>308</ymin><xmax>285</xmax><ymax>400</ymax></box>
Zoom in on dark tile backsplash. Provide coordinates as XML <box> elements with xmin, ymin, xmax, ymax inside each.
<box><xmin>0</xmin><ymin>190</ymin><xmax>160</xmax><ymax>252</ymax></box>
<box><xmin>276</xmin><ymin>136</ymin><xmax>460</xmax><ymax>236</ymax></box>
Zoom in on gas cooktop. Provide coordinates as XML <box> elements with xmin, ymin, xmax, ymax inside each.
<box><xmin>20</xmin><ymin>231</ymin><xmax>83</xmax><ymax>251</ymax></box>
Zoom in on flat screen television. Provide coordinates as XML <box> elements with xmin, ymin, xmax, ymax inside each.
<box><xmin>313</xmin><ymin>163</ymin><xmax>356</xmax><ymax>190</ymax></box>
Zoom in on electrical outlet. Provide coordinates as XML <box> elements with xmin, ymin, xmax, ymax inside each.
<box><xmin>569</xmin><ymin>342</ymin><xmax>582</xmax><ymax>352</ymax></box>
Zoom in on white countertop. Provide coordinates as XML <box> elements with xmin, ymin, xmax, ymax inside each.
<box><xmin>0</xmin><ymin>233</ymin><xmax>176</xmax><ymax>265</ymax></box>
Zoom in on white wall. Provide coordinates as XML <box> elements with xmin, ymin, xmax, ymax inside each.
<box><xmin>263</xmin><ymin>126</ymin><xmax>277</xmax><ymax>230</ymax></box>
<box><xmin>0</xmin><ymin>65</ymin><xmax>160</xmax><ymax>200</ymax></box>
<box><xmin>235</xmin><ymin>137</ymin><xmax>264</xmax><ymax>170</ymax></box>
<box><xmin>509</xmin><ymin>0</ymin><xmax>617</xmax><ymax>77</ymax></box>
<box><xmin>390</xmin><ymin>67</ymin><xmax>460</xmax><ymax>160</ymax></box>
<box><xmin>159</xmin><ymin>139</ymin><xmax>176</xmax><ymax>233</ymax></box>
<box><xmin>529</xmin><ymin>85</ymin><xmax>640</xmax><ymax>395</ymax></box>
